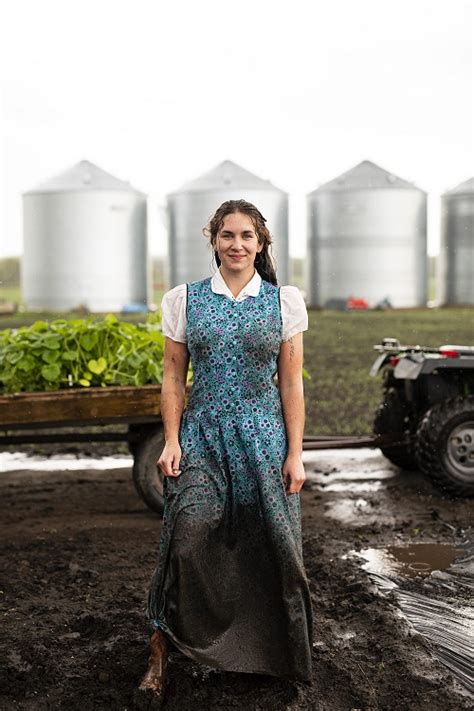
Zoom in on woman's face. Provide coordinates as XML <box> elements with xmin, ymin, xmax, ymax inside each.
<box><xmin>215</xmin><ymin>212</ymin><xmax>263</xmax><ymax>273</ymax></box>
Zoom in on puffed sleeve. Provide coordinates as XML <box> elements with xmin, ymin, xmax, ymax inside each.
<box><xmin>160</xmin><ymin>284</ymin><xmax>187</xmax><ymax>343</ymax></box>
<box><xmin>280</xmin><ymin>285</ymin><xmax>308</xmax><ymax>342</ymax></box>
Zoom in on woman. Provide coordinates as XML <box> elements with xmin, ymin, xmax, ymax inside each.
<box><xmin>139</xmin><ymin>199</ymin><xmax>313</xmax><ymax>700</ymax></box>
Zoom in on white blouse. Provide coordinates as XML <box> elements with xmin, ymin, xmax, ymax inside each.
<box><xmin>161</xmin><ymin>267</ymin><xmax>308</xmax><ymax>344</ymax></box>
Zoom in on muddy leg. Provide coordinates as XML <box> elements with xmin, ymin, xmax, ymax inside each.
<box><xmin>138</xmin><ymin>629</ymin><xmax>169</xmax><ymax>698</ymax></box>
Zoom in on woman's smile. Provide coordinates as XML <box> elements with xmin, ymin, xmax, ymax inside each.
<box><xmin>216</xmin><ymin>212</ymin><xmax>263</xmax><ymax>271</ymax></box>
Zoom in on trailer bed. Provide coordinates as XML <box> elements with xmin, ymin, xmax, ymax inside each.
<box><xmin>0</xmin><ymin>384</ymin><xmax>165</xmax><ymax>429</ymax></box>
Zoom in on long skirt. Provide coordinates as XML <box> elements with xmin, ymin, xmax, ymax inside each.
<box><xmin>146</xmin><ymin>408</ymin><xmax>314</xmax><ymax>682</ymax></box>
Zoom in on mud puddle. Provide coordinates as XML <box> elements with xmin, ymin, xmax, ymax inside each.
<box><xmin>303</xmin><ymin>448</ymin><xmax>398</xmax><ymax>494</ymax></box>
<box><xmin>352</xmin><ymin>542</ymin><xmax>467</xmax><ymax>579</ymax></box>
<box><xmin>0</xmin><ymin>451</ymin><xmax>132</xmax><ymax>472</ymax></box>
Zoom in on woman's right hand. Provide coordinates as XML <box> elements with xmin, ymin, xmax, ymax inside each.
<box><xmin>157</xmin><ymin>440</ymin><xmax>182</xmax><ymax>477</ymax></box>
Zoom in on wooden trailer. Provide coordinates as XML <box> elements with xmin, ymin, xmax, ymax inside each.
<box><xmin>0</xmin><ymin>384</ymin><xmax>178</xmax><ymax>514</ymax></box>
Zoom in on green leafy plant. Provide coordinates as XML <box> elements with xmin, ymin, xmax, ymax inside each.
<box><xmin>0</xmin><ymin>313</ymin><xmax>167</xmax><ymax>393</ymax></box>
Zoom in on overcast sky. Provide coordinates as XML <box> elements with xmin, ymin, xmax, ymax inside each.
<box><xmin>0</xmin><ymin>0</ymin><xmax>472</xmax><ymax>259</ymax></box>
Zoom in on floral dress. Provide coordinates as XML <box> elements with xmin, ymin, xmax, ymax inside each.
<box><xmin>146</xmin><ymin>276</ymin><xmax>313</xmax><ymax>681</ymax></box>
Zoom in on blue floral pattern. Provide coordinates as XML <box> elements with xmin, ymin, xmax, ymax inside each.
<box><xmin>146</xmin><ymin>276</ymin><xmax>313</xmax><ymax>681</ymax></box>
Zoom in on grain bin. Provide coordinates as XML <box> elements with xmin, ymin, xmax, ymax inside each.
<box><xmin>167</xmin><ymin>160</ymin><xmax>289</xmax><ymax>286</ymax></box>
<box><xmin>440</xmin><ymin>177</ymin><xmax>474</xmax><ymax>305</ymax></box>
<box><xmin>22</xmin><ymin>160</ymin><xmax>148</xmax><ymax>312</ymax></box>
<box><xmin>306</xmin><ymin>160</ymin><xmax>427</xmax><ymax>308</ymax></box>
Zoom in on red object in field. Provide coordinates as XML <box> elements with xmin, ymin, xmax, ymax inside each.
<box><xmin>347</xmin><ymin>296</ymin><xmax>369</xmax><ymax>310</ymax></box>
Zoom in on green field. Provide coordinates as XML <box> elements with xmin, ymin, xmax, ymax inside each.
<box><xmin>0</xmin><ymin>286</ymin><xmax>23</xmax><ymax>304</ymax></box>
<box><xmin>0</xmin><ymin>289</ymin><xmax>167</xmax><ymax>329</ymax></box>
<box><xmin>304</xmin><ymin>307</ymin><xmax>473</xmax><ymax>435</ymax></box>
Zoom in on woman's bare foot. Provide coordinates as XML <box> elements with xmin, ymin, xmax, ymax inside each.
<box><xmin>138</xmin><ymin>629</ymin><xmax>169</xmax><ymax>699</ymax></box>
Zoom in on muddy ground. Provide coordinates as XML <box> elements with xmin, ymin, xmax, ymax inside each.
<box><xmin>1</xmin><ymin>448</ymin><xmax>472</xmax><ymax>710</ymax></box>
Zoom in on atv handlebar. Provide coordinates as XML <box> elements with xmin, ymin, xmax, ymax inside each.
<box><xmin>373</xmin><ymin>337</ymin><xmax>474</xmax><ymax>356</ymax></box>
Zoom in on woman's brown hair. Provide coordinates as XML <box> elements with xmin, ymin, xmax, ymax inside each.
<box><xmin>202</xmin><ymin>199</ymin><xmax>278</xmax><ymax>285</ymax></box>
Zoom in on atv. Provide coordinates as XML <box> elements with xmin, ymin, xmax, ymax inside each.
<box><xmin>370</xmin><ymin>337</ymin><xmax>474</xmax><ymax>497</ymax></box>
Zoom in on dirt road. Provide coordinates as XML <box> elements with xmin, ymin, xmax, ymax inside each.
<box><xmin>1</xmin><ymin>449</ymin><xmax>472</xmax><ymax>710</ymax></box>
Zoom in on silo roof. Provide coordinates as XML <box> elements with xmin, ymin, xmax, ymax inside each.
<box><xmin>443</xmin><ymin>177</ymin><xmax>474</xmax><ymax>196</ymax></box>
<box><xmin>308</xmin><ymin>160</ymin><xmax>425</xmax><ymax>194</ymax></box>
<box><xmin>24</xmin><ymin>160</ymin><xmax>145</xmax><ymax>195</ymax></box>
<box><xmin>169</xmin><ymin>159</ymin><xmax>286</xmax><ymax>195</ymax></box>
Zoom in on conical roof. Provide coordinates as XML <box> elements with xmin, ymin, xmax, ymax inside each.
<box><xmin>443</xmin><ymin>177</ymin><xmax>474</xmax><ymax>196</ymax></box>
<box><xmin>309</xmin><ymin>160</ymin><xmax>424</xmax><ymax>194</ymax></box>
<box><xmin>24</xmin><ymin>160</ymin><xmax>144</xmax><ymax>195</ymax></box>
<box><xmin>169</xmin><ymin>159</ymin><xmax>285</xmax><ymax>195</ymax></box>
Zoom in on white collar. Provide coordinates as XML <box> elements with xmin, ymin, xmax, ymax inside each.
<box><xmin>211</xmin><ymin>266</ymin><xmax>261</xmax><ymax>301</ymax></box>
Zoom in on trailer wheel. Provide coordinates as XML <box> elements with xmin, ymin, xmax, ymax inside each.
<box><xmin>127</xmin><ymin>423</ymin><xmax>148</xmax><ymax>457</ymax></box>
<box><xmin>373</xmin><ymin>389</ymin><xmax>418</xmax><ymax>470</ymax></box>
<box><xmin>415</xmin><ymin>395</ymin><xmax>474</xmax><ymax>498</ymax></box>
<box><xmin>132</xmin><ymin>426</ymin><xmax>166</xmax><ymax>514</ymax></box>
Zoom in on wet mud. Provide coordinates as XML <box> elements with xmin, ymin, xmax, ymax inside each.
<box><xmin>1</xmin><ymin>448</ymin><xmax>473</xmax><ymax>710</ymax></box>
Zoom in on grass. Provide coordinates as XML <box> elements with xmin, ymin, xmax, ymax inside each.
<box><xmin>0</xmin><ymin>286</ymin><xmax>22</xmax><ymax>303</ymax></box>
<box><xmin>0</xmin><ymin>287</ymin><xmax>166</xmax><ymax>327</ymax></box>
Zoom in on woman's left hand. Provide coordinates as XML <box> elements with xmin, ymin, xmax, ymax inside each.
<box><xmin>282</xmin><ymin>452</ymin><xmax>306</xmax><ymax>494</ymax></box>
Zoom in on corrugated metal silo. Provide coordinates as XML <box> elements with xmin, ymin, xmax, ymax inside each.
<box><xmin>306</xmin><ymin>160</ymin><xmax>427</xmax><ymax>307</ymax></box>
<box><xmin>167</xmin><ymin>160</ymin><xmax>289</xmax><ymax>286</ymax></box>
<box><xmin>22</xmin><ymin>160</ymin><xmax>148</xmax><ymax>312</ymax></box>
<box><xmin>440</xmin><ymin>177</ymin><xmax>474</xmax><ymax>305</ymax></box>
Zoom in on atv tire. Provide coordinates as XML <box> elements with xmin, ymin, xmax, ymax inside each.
<box><xmin>373</xmin><ymin>389</ymin><xmax>418</xmax><ymax>470</ymax></box>
<box><xmin>415</xmin><ymin>395</ymin><xmax>474</xmax><ymax>497</ymax></box>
